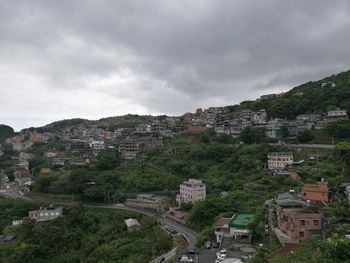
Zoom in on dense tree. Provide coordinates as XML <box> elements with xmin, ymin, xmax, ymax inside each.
<box><xmin>0</xmin><ymin>124</ymin><xmax>14</xmax><ymax>142</ymax></box>
<box><xmin>297</xmin><ymin>130</ymin><xmax>315</xmax><ymax>143</ymax></box>
<box><xmin>96</xmin><ymin>149</ymin><xmax>120</xmax><ymax>170</ymax></box>
<box><xmin>240</xmin><ymin>127</ymin><xmax>267</xmax><ymax>144</ymax></box>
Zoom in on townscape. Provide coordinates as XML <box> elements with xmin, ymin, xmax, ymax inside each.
<box><xmin>1</xmin><ymin>70</ymin><xmax>350</xmax><ymax>263</ymax></box>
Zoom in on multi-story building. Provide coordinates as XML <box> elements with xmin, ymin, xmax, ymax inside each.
<box><xmin>118</xmin><ymin>139</ymin><xmax>139</xmax><ymax>160</ymax></box>
<box><xmin>327</xmin><ymin>110</ymin><xmax>348</xmax><ymax>120</ymax></box>
<box><xmin>68</xmin><ymin>140</ymin><xmax>88</xmax><ymax>153</ymax></box>
<box><xmin>176</xmin><ymin>179</ymin><xmax>206</xmax><ymax>204</ymax></box>
<box><xmin>268</xmin><ymin>152</ymin><xmax>293</xmax><ymax>171</ymax></box>
<box><xmin>276</xmin><ymin>191</ymin><xmax>324</xmax><ymax>242</ymax></box>
<box><xmin>89</xmin><ymin>140</ymin><xmax>105</xmax><ymax>150</ymax></box>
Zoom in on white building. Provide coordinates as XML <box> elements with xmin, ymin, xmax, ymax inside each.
<box><xmin>327</xmin><ymin>110</ymin><xmax>347</xmax><ymax>118</ymax></box>
<box><xmin>89</xmin><ymin>140</ymin><xmax>105</xmax><ymax>150</ymax></box>
<box><xmin>124</xmin><ymin>218</ymin><xmax>141</xmax><ymax>232</ymax></box>
<box><xmin>176</xmin><ymin>179</ymin><xmax>206</xmax><ymax>204</ymax></box>
<box><xmin>268</xmin><ymin>152</ymin><xmax>293</xmax><ymax>171</ymax></box>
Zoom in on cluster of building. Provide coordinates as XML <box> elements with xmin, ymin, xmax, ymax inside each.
<box><xmin>183</xmin><ymin>106</ymin><xmax>348</xmax><ymax>139</ymax></box>
<box><xmin>273</xmin><ymin>180</ymin><xmax>329</xmax><ymax>243</ymax></box>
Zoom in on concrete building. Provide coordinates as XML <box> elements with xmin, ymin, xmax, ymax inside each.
<box><xmin>214</xmin><ymin>213</ymin><xmax>255</xmax><ymax>243</ymax></box>
<box><xmin>89</xmin><ymin>140</ymin><xmax>105</xmax><ymax>150</ymax></box>
<box><xmin>268</xmin><ymin>152</ymin><xmax>293</xmax><ymax>171</ymax></box>
<box><xmin>124</xmin><ymin>218</ymin><xmax>141</xmax><ymax>232</ymax></box>
<box><xmin>327</xmin><ymin>110</ymin><xmax>348</xmax><ymax>120</ymax></box>
<box><xmin>118</xmin><ymin>139</ymin><xmax>139</xmax><ymax>160</ymax></box>
<box><xmin>125</xmin><ymin>194</ymin><xmax>168</xmax><ymax>210</ymax></box>
<box><xmin>176</xmin><ymin>179</ymin><xmax>206</xmax><ymax>204</ymax></box>
<box><xmin>276</xmin><ymin>192</ymin><xmax>324</xmax><ymax>242</ymax></box>
<box><xmin>28</xmin><ymin>207</ymin><xmax>63</xmax><ymax>222</ymax></box>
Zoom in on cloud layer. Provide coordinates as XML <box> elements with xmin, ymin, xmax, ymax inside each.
<box><xmin>1</xmin><ymin>0</ymin><xmax>350</xmax><ymax>130</ymax></box>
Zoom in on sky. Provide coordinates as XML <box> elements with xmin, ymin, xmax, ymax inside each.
<box><xmin>1</xmin><ymin>1</ymin><xmax>350</xmax><ymax>131</ymax></box>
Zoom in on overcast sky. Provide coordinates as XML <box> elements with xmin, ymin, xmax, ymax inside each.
<box><xmin>1</xmin><ymin>0</ymin><xmax>350</xmax><ymax>131</ymax></box>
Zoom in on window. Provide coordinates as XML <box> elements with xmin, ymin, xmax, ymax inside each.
<box><xmin>300</xmin><ymin>220</ymin><xmax>305</xmax><ymax>226</ymax></box>
<box><xmin>313</xmin><ymin>220</ymin><xmax>319</xmax><ymax>226</ymax></box>
<box><xmin>299</xmin><ymin>231</ymin><xmax>304</xmax><ymax>238</ymax></box>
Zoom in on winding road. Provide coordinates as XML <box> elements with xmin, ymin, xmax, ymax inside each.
<box><xmin>0</xmin><ymin>186</ymin><xmax>199</xmax><ymax>261</ymax></box>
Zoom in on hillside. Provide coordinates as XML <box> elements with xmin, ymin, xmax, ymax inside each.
<box><xmin>18</xmin><ymin>70</ymin><xmax>350</xmax><ymax>133</ymax></box>
<box><xmin>0</xmin><ymin>124</ymin><xmax>15</xmax><ymax>142</ymax></box>
<box><xmin>25</xmin><ymin>114</ymin><xmax>167</xmax><ymax>133</ymax></box>
<box><xmin>236</xmin><ymin>70</ymin><xmax>350</xmax><ymax>119</ymax></box>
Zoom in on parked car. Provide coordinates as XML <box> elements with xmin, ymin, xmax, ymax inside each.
<box><xmin>169</xmin><ymin>229</ymin><xmax>178</xmax><ymax>235</ymax></box>
<box><xmin>204</xmin><ymin>241</ymin><xmax>212</xmax><ymax>249</ymax></box>
<box><xmin>213</xmin><ymin>242</ymin><xmax>220</xmax><ymax>248</ymax></box>
<box><xmin>178</xmin><ymin>255</ymin><xmax>193</xmax><ymax>263</ymax></box>
<box><xmin>216</xmin><ymin>249</ymin><xmax>227</xmax><ymax>258</ymax></box>
<box><xmin>187</xmin><ymin>249</ymin><xmax>197</xmax><ymax>256</ymax></box>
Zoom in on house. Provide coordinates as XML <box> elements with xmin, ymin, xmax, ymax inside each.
<box><xmin>301</xmin><ymin>180</ymin><xmax>328</xmax><ymax>207</ymax></box>
<box><xmin>12</xmin><ymin>220</ymin><xmax>24</xmax><ymax>226</ymax></box>
<box><xmin>28</xmin><ymin>207</ymin><xmax>63</xmax><ymax>222</ymax></box>
<box><xmin>14</xmin><ymin>168</ymin><xmax>33</xmax><ymax>187</ymax></box>
<box><xmin>214</xmin><ymin>213</ymin><xmax>255</xmax><ymax>243</ymax></box>
<box><xmin>124</xmin><ymin>218</ymin><xmax>141</xmax><ymax>232</ymax></box>
<box><xmin>18</xmin><ymin>152</ymin><xmax>32</xmax><ymax>170</ymax></box>
<box><xmin>327</xmin><ymin>110</ymin><xmax>347</xmax><ymax>121</ymax></box>
<box><xmin>276</xmin><ymin>191</ymin><xmax>324</xmax><ymax>243</ymax></box>
<box><xmin>260</xmin><ymin>94</ymin><xmax>277</xmax><ymax>100</ymax></box>
<box><xmin>176</xmin><ymin>179</ymin><xmax>206</xmax><ymax>204</ymax></box>
<box><xmin>118</xmin><ymin>138</ymin><xmax>139</xmax><ymax>160</ymax></box>
<box><xmin>125</xmin><ymin>194</ymin><xmax>168</xmax><ymax>210</ymax></box>
<box><xmin>68</xmin><ymin>140</ymin><xmax>88</xmax><ymax>153</ymax></box>
<box><xmin>89</xmin><ymin>140</ymin><xmax>105</xmax><ymax>150</ymax></box>
<box><xmin>268</xmin><ymin>152</ymin><xmax>293</xmax><ymax>171</ymax></box>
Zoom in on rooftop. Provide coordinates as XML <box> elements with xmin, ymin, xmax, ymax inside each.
<box><xmin>229</xmin><ymin>213</ymin><xmax>255</xmax><ymax>229</ymax></box>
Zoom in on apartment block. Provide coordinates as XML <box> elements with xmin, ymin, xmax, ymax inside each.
<box><xmin>176</xmin><ymin>179</ymin><xmax>206</xmax><ymax>204</ymax></box>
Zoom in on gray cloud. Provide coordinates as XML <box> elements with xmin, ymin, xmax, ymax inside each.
<box><xmin>1</xmin><ymin>0</ymin><xmax>350</xmax><ymax>130</ymax></box>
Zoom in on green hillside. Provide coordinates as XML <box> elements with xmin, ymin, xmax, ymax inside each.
<box><xmin>236</xmin><ymin>70</ymin><xmax>350</xmax><ymax>119</ymax></box>
<box><xmin>0</xmin><ymin>124</ymin><xmax>14</xmax><ymax>142</ymax></box>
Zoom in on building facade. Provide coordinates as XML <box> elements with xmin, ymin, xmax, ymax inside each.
<box><xmin>176</xmin><ymin>179</ymin><xmax>206</xmax><ymax>204</ymax></box>
<box><xmin>268</xmin><ymin>152</ymin><xmax>293</xmax><ymax>171</ymax></box>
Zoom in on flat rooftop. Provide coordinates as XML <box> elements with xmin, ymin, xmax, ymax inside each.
<box><xmin>229</xmin><ymin>213</ymin><xmax>255</xmax><ymax>229</ymax></box>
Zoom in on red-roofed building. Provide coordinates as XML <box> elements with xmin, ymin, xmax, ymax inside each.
<box><xmin>302</xmin><ymin>180</ymin><xmax>328</xmax><ymax>205</ymax></box>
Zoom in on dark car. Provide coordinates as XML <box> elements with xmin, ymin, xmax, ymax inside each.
<box><xmin>205</xmin><ymin>241</ymin><xmax>212</xmax><ymax>249</ymax></box>
<box><xmin>155</xmin><ymin>256</ymin><xmax>165</xmax><ymax>263</ymax></box>
<box><xmin>169</xmin><ymin>229</ymin><xmax>178</xmax><ymax>235</ymax></box>
<box><xmin>213</xmin><ymin>241</ymin><xmax>220</xmax><ymax>248</ymax></box>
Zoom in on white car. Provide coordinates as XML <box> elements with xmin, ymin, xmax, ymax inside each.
<box><xmin>216</xmin><ymin>249</ymin><xmax>227</xmax><ymax>257</ymax></box>
<box><xmin>178</xmin><ymin>255</ymin><xmax>193</xmax><ymax>263</ymax></box>
<box><xmin>217</xmin><ymin>254</ymin><xmax>226</xmax><ymax>261</ymax></box>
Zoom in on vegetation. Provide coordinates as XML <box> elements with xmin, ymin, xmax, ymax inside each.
<box><xmin>236</xmin><ymin>70</ymin><xmax>350</xmax><ymax>119</ymax></box>
<box><xmin>0</xmin><ymin>198</ymin><xmax>172</xmax><ymax>263</ymax></box>
<box><xmin>0</xmin><ymin>124</ymin><xmax>14</xmax><ymax>142</ymax></box>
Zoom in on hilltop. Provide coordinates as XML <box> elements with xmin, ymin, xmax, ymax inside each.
<box><xmin>236</xmin><ymin>70</ymin><xmax>350</xmax><ymax>119</ymax></box>
<box><xmin>16</xmin><ymin>69</ymin><xmax>350</xmax><ymax>133</ymax></box>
